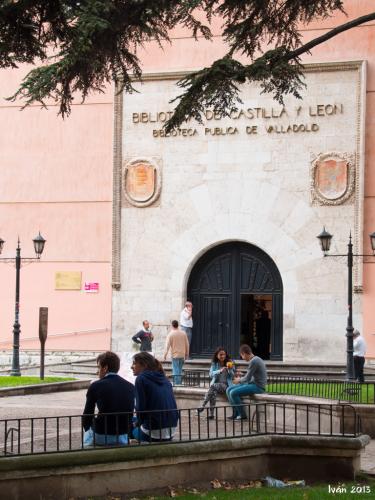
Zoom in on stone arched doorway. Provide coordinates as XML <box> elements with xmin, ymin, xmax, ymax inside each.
<box><xmin>187</xmin><ymin>242</ymin><xmax>283</xmax><ymax>360</ymax></box>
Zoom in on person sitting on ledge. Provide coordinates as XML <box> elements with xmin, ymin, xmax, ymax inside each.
<box><xmin>82</xmin><ymin>351</ymin><xmax>135</xmax><ymax>447</ymax></box>
<box><xmin>226</xmin><ymin>344</ymin><xmax>267</xmax><ymax>420</ymax></box>
<box><xmin>197</xmin><ymin>346</ymin><xmax>235</xmax><ymax>419</ymax></box>
<box><xmin>131</xmin><ymin>352</ymin><xmax>179</xmax><ymax>442</ymax></box>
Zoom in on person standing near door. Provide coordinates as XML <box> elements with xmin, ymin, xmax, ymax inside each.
<box><xmin>164</xmin><ymin>320</ymin><xmax>189</xmax><ymax>385</ymax></box>
<box><xmin>180</xmin><ymin>301</ymin><xmax>193</xmax><ymax>347</ymax></box>
<box><xmin>256</xmin><ymin>309</ymin><xmax>271</xmax><ymax>360</ymax></box>
<box><xmin>353</xmin><ymin>329</ymin><xmax>366</xmax><ymax>383</ymax></box>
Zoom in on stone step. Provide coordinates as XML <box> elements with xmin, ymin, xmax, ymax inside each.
<box><xmin>68</xmin><ymin>358</ymin><xmax>375</xmax><ymax>371</ymax></box>
<box><xmin>45</xmin><ymin>357</ymin><xmax>375</xmax><ymax>380</ymax></box>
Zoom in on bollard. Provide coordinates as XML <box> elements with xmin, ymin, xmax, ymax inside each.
<box><xmin>39</xmin><ymin>307</ymin><xmax>48</xmax><ymax>380</ymax></box>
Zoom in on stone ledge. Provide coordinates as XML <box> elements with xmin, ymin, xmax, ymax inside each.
<box><xmin>0</xmin><ymin>380</ymin><xmax>91</xmax><ymax>398</ymax></box>
<box><xmin>0</xmin><ymin>435</ymin><xmax>369</xmax><ymax>499</ymax></box>
<box><xmin>174</xmin><ymin>388</ymin><xmax>375</xmax><ymax>437</ymax></box>
<box><xmin>0</xmin><ymin>434</ymin><xmax>369</xmax><ymax>474</ymax></box>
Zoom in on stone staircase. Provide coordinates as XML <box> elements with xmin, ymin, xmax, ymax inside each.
<box><xmin>46</xmin><ymin>357</ymin><xmax>375</xmax><ymax>380</ymax></box>
<box><xmin>47</xmin><ymin>360</ymin><xmax>98</xmax><ymax>379</ymax></box>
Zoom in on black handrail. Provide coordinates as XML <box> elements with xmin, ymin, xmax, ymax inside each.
<box><xmin>0</xmin><ymin>402</ymin><xmax>361</xmax><ymax>457</ymax></box>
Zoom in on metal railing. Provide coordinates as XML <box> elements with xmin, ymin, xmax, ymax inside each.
<box><xmin>0</xmin><ymin>403</ymin><xmax>361</xmax><ymax>457</ymax></box>
<box><xmin>267</xmin><ymin>375</ymin><xmax>375</xmax><ymax>404</ymax></box>
<box><xmin>174</xmin><ymin>371</ymin><xmax>375</xmax><ymax>404</ymax></box>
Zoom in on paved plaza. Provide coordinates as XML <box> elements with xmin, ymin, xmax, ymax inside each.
<box><xmin>0</xmin><ymin>389</ymin><xmax>374</xmax><ymax>475</ymax></box>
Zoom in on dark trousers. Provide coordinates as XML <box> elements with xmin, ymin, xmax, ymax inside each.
<box><xmin>354</xmin><ymin>356</ymin><xmax>365</xmax><ymax>383</ymax></box>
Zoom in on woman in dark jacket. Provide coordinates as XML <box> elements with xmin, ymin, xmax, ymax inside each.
<box><xmin>131</xmin><ymin>352</ymin><xmax>179</xmax><ymax>442</ymax></box>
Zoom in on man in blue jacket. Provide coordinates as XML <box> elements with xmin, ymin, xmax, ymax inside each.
<box><xmin>82</xmin><ymin>351</ymin><xmax>135</xmax><ymax>446</ymax></box>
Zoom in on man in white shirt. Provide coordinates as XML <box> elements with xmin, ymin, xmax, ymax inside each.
<box><xmin>353</xmin><ymin>329</ymin><xmax>367</xmax><ymax>383</ymax></box>
<box><xmin>180</xmin><ymin>301</ymin><xmax>193</xmax><ymax>347</ymax></box>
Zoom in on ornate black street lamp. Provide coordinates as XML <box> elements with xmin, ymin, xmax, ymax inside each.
<box><xmin>317</xmin><ymin>228</ymin><xmax>375</xmax><ymax>380</ymax></box>
<box><xmin>0</xmin><ymin>233</ymin><xmax>46</xmax><ymax>376</ymax></box>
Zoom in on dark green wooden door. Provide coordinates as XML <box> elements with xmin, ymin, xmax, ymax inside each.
<box><xmin>188</xmin><ymin>242</ymin><xmax>283</xmax><ymax>359</ymax></box>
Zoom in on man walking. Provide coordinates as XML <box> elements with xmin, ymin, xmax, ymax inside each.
<box><xmin>132</xmin><ymin>320</ymin><xmax>154</xmax><ymax>352</ymax></box>
<box><xmin>180</xmin><ymin>301</ymin><xmax>193</xmax><ymax>347</ymax></box>
<box><xmin>353</xmin><ymin>329</ymin><xmax>367</xmax><ymax>383</ymax></box>
<box><xmin>164</xmin><ymin>320</ymin><xmax>189</xmax><ymax>385</ymax></box>
<box><xmin>226</xmin><ymin>344</ymin><xmax>267</xmax><ymax>420</ymax></box>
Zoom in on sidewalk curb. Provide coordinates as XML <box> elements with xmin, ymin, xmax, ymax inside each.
<box><xmin>0</xmin><ymin>379</ymin><xmax>91</xmax><ymax>397</ymax></box>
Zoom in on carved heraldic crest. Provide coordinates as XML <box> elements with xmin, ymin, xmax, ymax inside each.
<box><xmin>311</xmin><ymin>152</ymin><xmax>355</xmax><ymax>205</ymax></box>
<box><xmin>123</xmin><ymin>158</ymin><xmax>161</xmax><ymax>207</ymax></box>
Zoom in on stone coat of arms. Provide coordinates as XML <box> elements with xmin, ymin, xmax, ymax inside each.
<box><xmin>123</xmin><ymin>158</ymin><xmax>161</xmax><ymax>207</ymax></box>
<box><xmin>311</xmin><ymin>152</ymin><xmax>355</xmax><ymax>205</ymax></box>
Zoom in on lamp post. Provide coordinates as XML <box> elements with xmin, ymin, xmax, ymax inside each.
<box><xmin>0</xmin><ymin>233</ymin><xmax>46</xmax><ymax>376</ymax></box>
<box><xmin>317</xmin><ymin>228</ymin><xmax>375</xmax><ymax>380</ymax></box>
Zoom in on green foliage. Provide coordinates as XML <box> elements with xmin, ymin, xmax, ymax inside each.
<box><xmin>0</xmin><ymin>376</ymin><xmax>74</xmax><ymax>387</ymax></box>
<box><xmin>166</xmin><ymin>48</ymin><xmax>304</xmax><ymax>132</ymax></box>
<box><xmin>0</xmin><ymin>1</ymin><xmax>374</xmax><ymax>128</ymax></box>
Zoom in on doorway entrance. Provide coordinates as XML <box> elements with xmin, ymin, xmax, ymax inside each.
<box><xmin>240</xmin><ymin>294</ymin><xmax>272</xmax><ymax>360</ymax></box>
<box><xmin>187</xmin><ymin>242</ymin><xmax>283</xmax><ymax>360</ymax></box>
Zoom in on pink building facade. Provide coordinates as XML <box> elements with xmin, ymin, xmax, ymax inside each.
<box><xmin>0</xmin><ymin>0</ymin><xmax>374</xmax><ymax>362</ymax></box>
<box><xmin>0</xmin><ymin>73</ymin><xmax>113</xmax><ymax>354</ymax></box>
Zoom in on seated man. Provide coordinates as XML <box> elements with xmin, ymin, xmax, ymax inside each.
<box><xmin>82</xmin><ymin>351</ymin><xmax>135</xmax><ymax>447</ymax></box>
<box><xmin>226</xmin><ymin>344</ymin><xmax>267</xmax><ymax>420</ymax></box>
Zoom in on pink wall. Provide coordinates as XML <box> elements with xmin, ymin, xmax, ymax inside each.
<box><xmin>0</xmin><ymin>66</ymin><xmax>113</xmax><ymax>352</ymax></box>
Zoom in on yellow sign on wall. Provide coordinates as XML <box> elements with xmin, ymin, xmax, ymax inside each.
<box><xmin>55</xmin><ymin>271</ymin><xmax>82</xmax><ymax>290</ymax></box>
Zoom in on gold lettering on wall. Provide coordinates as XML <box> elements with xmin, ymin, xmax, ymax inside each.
<box><xmin>131</xmin><ymin>103</ymin><xmax>343</xmax><ymax>138</ymax></box>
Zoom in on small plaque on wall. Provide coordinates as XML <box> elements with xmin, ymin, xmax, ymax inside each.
<box><xmin>55</xmin><ymin>271</ymin><xmax>82</xmax><ymax>290</ymax></box>
<box><xmin>84</xmin><ymin>282</ymin><xmax>99</xmax><ymax>293</ymax></box>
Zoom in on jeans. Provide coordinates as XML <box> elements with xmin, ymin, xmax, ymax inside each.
<box><xmin>181</xmin><ymin>326</ymin><xmax>192</xmax><ymax>346</ymax></box>
<box><xmin>83</xmin><ymin>428</ymin><xmax>128</xmax><ymax>447</ymax></box>
<box><xmin>226</xmin><ymin>383</ymin><xmax>265</xmax><ymax>418</ymax></box>
<box><xmin>172</xmin><ymin>357</ymin><xmax>184</xmax><ymax>385</ymax></box>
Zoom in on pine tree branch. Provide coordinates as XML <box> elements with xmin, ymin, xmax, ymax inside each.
<box><xmin>165</xmin><ymin>10</ymin><xmax>375</xmax><ymax>131</ymax></box>
<box><xmin>290</xmin><ymin>11</ymin><xmax>375</xmax><ymax>59</ymax></box>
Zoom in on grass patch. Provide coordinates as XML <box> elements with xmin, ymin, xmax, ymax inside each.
<box><xmin>266</xmin><ymin>381</ymin><xmax>375</xmax><ymax>404</ymax></box>
<box><xmin>155</xmin><ymin>484</ymin><xmax>374</xmax><ymax>499</ymax></box>
<box><xmin>82</xmin><ymin>477</ymin><xmax>375</xmax><ymax>499</ymax></box>
<box><xmin>0</xmin><ymin>376</ymin><xmax>75</xmax><ymax>388</ymax></box>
